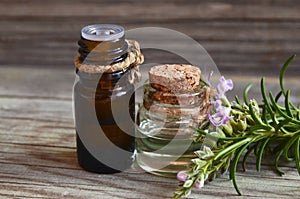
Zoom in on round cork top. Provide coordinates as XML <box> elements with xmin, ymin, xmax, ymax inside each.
<box><xmin>149</xmin><ymin>64</ymin><xmax>201</xmax><ymax>93</ymax></box>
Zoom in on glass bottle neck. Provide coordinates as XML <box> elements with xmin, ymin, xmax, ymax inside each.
<box><xmin>77</xmin><ymin>35</ymin><xmax>128</xmax><ymax>66</ymax></box>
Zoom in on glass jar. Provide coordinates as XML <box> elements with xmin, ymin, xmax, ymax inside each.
<box><xmin>136</xmin><ymin>81</ymin><xmax>210</xmax><ymax>177</ymax></box>
<box><xmin>74</xmin><ymin>24</ymin><xmax>135</xmax><ymax>174</ymax></box>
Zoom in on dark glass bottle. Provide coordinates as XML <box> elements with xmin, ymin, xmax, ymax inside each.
<box><xmin>74</xmin><ymin>24</ymin><xmax>135</xmax><ymax>174</ymax></box>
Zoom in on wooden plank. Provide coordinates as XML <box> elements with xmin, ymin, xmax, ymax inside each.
<box><xmin>0</xmin><ymin>97</ymin><xmax>72</xmax><ymax>119</ymax></box>
<box><xmin>0</xmin><ymin>135</ymin><xmax>299</xmax><ymax>199</ymax></box>
<box><xmin>0</xmin><ymin>67</ymin><xmax>73</xmax><ymax>98</ymax></box>
<box><xmin>0</xmin><ymin>142</ymin><xmax>77</xmax><ymax>169</ymax></box>
<box><xmin>0</xmin><ymin>0</ymin><xmax>300</xmax><ymax>20</ymax></box>
<box><xmin>0</xmin><ymin>97</ymin><xmax>74</xmax><ymax>147</ymax></box>
<box><xmin>0</xmin><ymin>117</ymin><xmax>74</xmax><ymax>147</ymax></box>
<box><xmin>0</xmin><ymin>109</ymin><xmax>299</xmax><ymax>198</ymax></box>
<box><xmin>1</xmin><ymin>2</ymin><xmax>300</xmax><ymax>73</ymax></box>
<box><xmin>0</xmin><ymin>160</ymin><xmax>299</xmax><ymax>198</ymax></box>
<box><xmin>1</xmin><ymin>18</ymin><xmax>300</xmax><ymax>75</ymax></box>
<box><xmin>1</xmin><ymin>66</ymin><xmax>300</xmax><ymax>98</ymax></box>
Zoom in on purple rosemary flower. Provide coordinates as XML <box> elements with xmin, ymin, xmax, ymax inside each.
<box><xmin>212</xmin><ymin>99</ymin><xmax>222</xmax><ymax>112</ymax></box>
<box><xmin>177</xmin><ymin>171</ymin><xmax>188</xmax><ymax>182</ymax></box>
<box><xmin>194</xmin><ymin>179</ymin><xmax>204</xmax><ymax>189</ymax></box>
<box><xmin>208</xmin><ymin>76</ymin><xmax>234</xmax><ymax>127</ymax></box>
<box><xmin>208</xmin><ymin>110</ymin><xmax>233</xmax><ymax>127</ymax></box>
<box><xmin>177</xmin><ymin>171</ymin><xmax>206</xmax><ymax>189</ymax></box>
<box><xmin>216</xmin><ymin>76</ymin><xmax>234</xmax><ymax>98</ymax></box>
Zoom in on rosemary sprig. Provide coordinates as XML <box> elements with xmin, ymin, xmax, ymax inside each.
<box><xmin>174</xmin><ymin>55</ymin><xmax>300</xmax><ymax>198</ymax></box>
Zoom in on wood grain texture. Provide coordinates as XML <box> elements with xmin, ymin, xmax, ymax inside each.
<box><xmin>0</xmin><ymin>67</ymin><xmax>299</xmax><ymax>198</ymax></box>
<box><xmin>0</xmin><ymin>0</ymin><xmax>300</xmax><ymax>76</ymax></box>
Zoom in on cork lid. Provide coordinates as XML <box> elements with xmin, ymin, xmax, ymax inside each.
<box><xmin>149</xmin><ymin>64</ymin><xmax>201</xmax><ymax>93</ymax></box>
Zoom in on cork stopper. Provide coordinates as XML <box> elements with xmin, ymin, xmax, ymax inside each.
<box><xmin>149</xmin><ymin>64</ymin><xmax>201</xmax><ymax>93</ymax></box>
<box><xmin>145</xmin><ymin>64</ymin><xmax>212</xmax><ymax>125</ymax></box>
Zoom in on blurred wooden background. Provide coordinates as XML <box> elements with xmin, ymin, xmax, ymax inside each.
<box><xmin>0</xmin><ymin>0</ymin><xmax>300</xmax><ymax>76</ymax></box>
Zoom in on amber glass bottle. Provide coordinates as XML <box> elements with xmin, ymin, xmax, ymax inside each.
<box><xmin>74</xmin><ymin>24</ymin><xmax>135</xmax><ymax>174</ymax></box>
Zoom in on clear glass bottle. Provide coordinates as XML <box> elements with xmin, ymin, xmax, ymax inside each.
<box><xmin>74</xmin><ymin>24</ymin><xmax>135</xmax><ymax>174</ymax></box>
<box><xmin>136</xmin><ymin>81</ymin><xmax>210</xmax><ymax>177</ymax></box>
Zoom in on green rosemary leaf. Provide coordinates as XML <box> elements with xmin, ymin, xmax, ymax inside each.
<box><xmin>232</xmin><ymin>102</ymin><xmax>243</xmax><ymax>111</ymax></box>
<box><xmin>275</xmin><ymin>149</ymin><xmax>285</xmax><ymax>176</ymax></box>
<box><xmin>270</xmin><ymin>92</ymin><xmax>300</xmax><ymax>125</ymax></box>
<box><xmin>280</xmin><ymin>54</ymin><xmax>296</xmax><ymax>96</ymax></box>
<box><xmin>210</xmin><ymin>172</ymin><xmax>218</xmax><ymax>182</ymax></box>
<box><xmin>275</xmin><ymin>118</ymin><xmax>291</xmax><ymax>133</ymax></box>
<box><xmin>283</xmin><ymin>132</ymin><xmax>300</xmax><ymax>162</ymax></box>
<box><xmin>286</xmin><ymin>91</ymin><xmax>299</xmax><ymax>114</ymax></box>
<box><xmin>222</xmin><ymin>156</ymin><xmax>231</xmax><ymax>174</ymax></box>
<box><xmin>254</xmin><ymin>140</ymin><xmax>262</xmax><ymax>157</ymax></box>
<box><xmin>249</xmin><ymin>103</ymin><xmax>264</xmax><ymax>126</ymax></box>
<box><xmin>183</xmin><ymin>179</ymin><xmax>193</xmax><ymax>188</ymax></box>
<box><xmin>289</xmin><ymin>102</ymin><xmax>299</xmax><ymax>113</ymax></box>
<box><xmin>195</xmin><ymin>128</ymin><xmax>246</xmax><ymax>141</ymax></box>
<box><xmin>242</xmin><ymin>144</ymin><xmax>256</xmax><ymax>172</ymax></box>
<box><xmin>297</xmin><ymin>111</ymin><xmax>300</xmax><ymax>121</ymax></box>
<box><xmin>214</xmin><ymin>137</ymin><xmax>252</xmax><ymax>161</ymax></box>
<box><xmin>285</xmin><ymin>90</ymin><xmax>293</xmax><ymax>117</ymax></box>
<box><xmin>295</xmin><ymin>137</ymin><xmax>300</xmax><ymax>175</ymax></box>
<box><xmin>256</xmin><ymin>138</ymin><xmax>270</xmax><ymax>172</ymax></box>
<box><xmin>235</xmin><ymin>95</ymin><xmax>241</xmax><ymax>105</ymax></box>
<box><xmin>230</xmin><ymin>140</ymin><xmax>253</xmax><ymax>196</ymax></box>
<box><xmin>261</xmin><ymin>77</ymin><xmax>275</xmax><ymax>120</ymax></box>
<box><xmin>261</xmin><ymin>105</ymin><xmax>268</xmax><ymax>124</ymax></box>
<box><xmin>275</xmin><ymin>91</ymin><xmax>283</xmax><ymax>102</ymax></box>
<box><xmin>200</xmin><ymin>76</ymin><xmax>210</xmax><ymax>87</ymax></box>
<box><xmin>243</xmin><ymin>83</ymin><xmax>252</xmax><ymax>105</ymax></box>
<box><xmin>173</xmin><ymin>190</ymin><xmax>185</xmax><ymax>199</ymax></box>
<box><xmin>249</xmin><ymin>124</ymin><xmax>272</xmax><ymax>132</ymax></box>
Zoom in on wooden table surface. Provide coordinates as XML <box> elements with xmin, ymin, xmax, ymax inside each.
<box><xmin>1</xmin><ymin>67</ymin><xmax>300</xmax><ymax>199</ymax></box>
<box><xmin>1</xmin><ymin>1</ymin><xmax>300</xmax><ymax>199</ymax></box>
